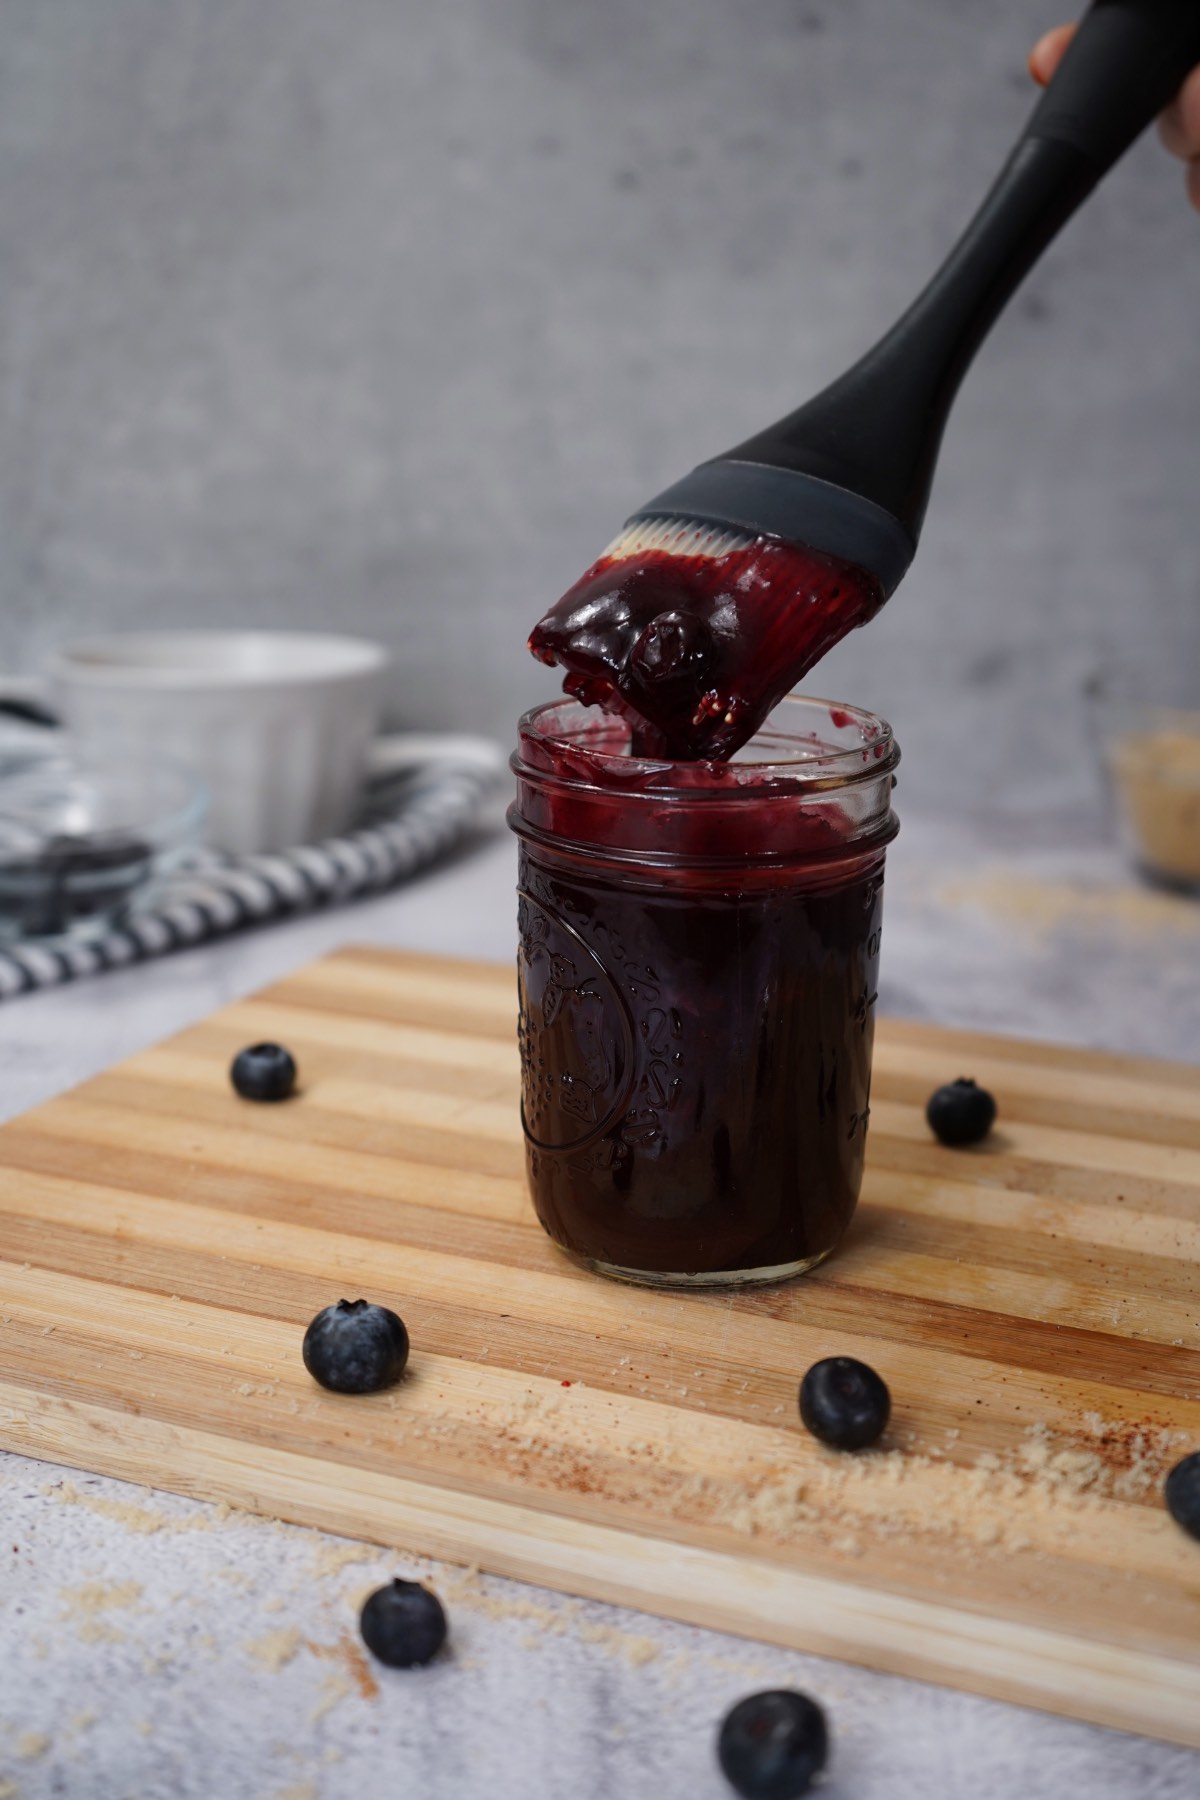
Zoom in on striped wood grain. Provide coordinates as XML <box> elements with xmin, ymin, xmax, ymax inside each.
<box><xmin>0</xmin><ymin>946</ymin><xmax>1198</xmax><ymax>1746</ymax></box>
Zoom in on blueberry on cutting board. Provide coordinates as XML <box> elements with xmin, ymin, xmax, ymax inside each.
<box><xmin>799</xmin><ymin>1356</ymin><xmax>890</xmax><ymax>1451</ymax></box>
<box><xmin>360</xmin><ymin>1578</ymin><xmax>447</xmax><ymax>1667</ymax></box>
<box><xmin>717</xmin><ymin>1689</ymin><xmax>829</xmax><ymax>1799</ymax></box>
<box><xmin>926</xmin><ymin>1076</ymin><xmax>996</xmax><ymax>1146</ymax></box>
<box><xmin>302</xmin><ymin>1300</ymin><xmax>409</xmax><ymax>1393</ymax></box>
<box><xmin>230</xmin><ymin>1041</ymin><xmax>297</xmax><ymax>1102</ymax></box>
<box><xmin>1165</xmin><ymin>1451</ymin><xmax>1200</xmax><ymax>1541</ymax></box>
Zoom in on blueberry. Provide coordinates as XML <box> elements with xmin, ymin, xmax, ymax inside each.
<box><xmin>627</xmin><ymin>609</ymin><xmax>714</xmax><ymax>690</ymax></box>
<box><xmin>302</xmin><ymin>1299</ymin><xmax>409</xmax><ymax>1394</ymax></box>
<box><xmin>717</xmin><ymin>1689</ymin><xmax>829</xmax><ymax>1800</ymax></box>
<box><xmin>1165</xmin><ymin>1450</ymin><xmax>1200</xmax><ymax>1541</ymax></box>
<box><xmin>799</xmin><ymin>1356</ymin><xmax>890</xmax><ymax>1451</ymax></box>
<box><xmin>360</xmin><ymin>1578</ymin><xmax>447</xmax><ymax>1668</ymax></box>
<box><xmin>926</xmin><ymin>1077</ymin><xmax>996</xmax><ymax>1146</ymax></box>
<box><xmin>230</xmin><ymin>1042</ymin><xmax>297</xmax><ymax>1103</ymax></box>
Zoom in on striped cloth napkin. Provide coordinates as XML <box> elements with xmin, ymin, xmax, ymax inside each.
<box><xmin>0</xmin><ymin>739</ymin><xmax>504</xmax><ymax>1002</ymax></box>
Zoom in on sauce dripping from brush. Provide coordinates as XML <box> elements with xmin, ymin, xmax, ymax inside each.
<box><xmin>528</xmin><ymin>536</ymin><xmax>884</xmax><ymax>759</ymax></box>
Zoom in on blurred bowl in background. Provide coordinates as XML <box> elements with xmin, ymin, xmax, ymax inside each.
<box><xmin>0</xmin><ymin>751</ymin><xmax>205</xmax><ymax>941</ymax></box>
<box><xmin>1087</xmin><ymin>678</ymin><xmax>1200</xmax><ymax>893</ymax></box>
<box><xmin>49</xmin><ymin>631</ymin><xmax>390</xmax><ymax>855</ymax></box>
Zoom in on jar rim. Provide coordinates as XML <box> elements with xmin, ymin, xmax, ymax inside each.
<box><xmin>514</xmin><ymin>694</ymin><xmax>899</xmax><ymax>798</ymax></box>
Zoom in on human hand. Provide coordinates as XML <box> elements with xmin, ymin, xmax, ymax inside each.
<box><xmin>1030</xmin><ymin>21</ymin><xmax>1200</xmax><ymax>210</ymax></box>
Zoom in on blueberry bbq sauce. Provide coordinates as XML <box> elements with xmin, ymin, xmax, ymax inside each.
<box><xmin>527</xmin><ymin>534</ymin><xmax>885</xmax><ymax>761</ymax></box>
<box><xmin>508</xmin><ymin>696</ymin><xmax>899</xmax><ymax>1285</ymax></box>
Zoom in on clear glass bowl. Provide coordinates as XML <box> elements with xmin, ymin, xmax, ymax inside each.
<box><xmin>1087</xmin><ymin>680</ymin><xmax>1200</xmax><ymax>893</ymax></box>
<box><xmin>0</xmin><ymin>751</ymin><xmax>207</xmax><ymax>941</ymax></box>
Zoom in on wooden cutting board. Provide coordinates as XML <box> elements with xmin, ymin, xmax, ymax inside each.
<box><xmin>1</xmin><ymin>947</ymin><xmax>1198</xmax><ymax>1747</ymax></box>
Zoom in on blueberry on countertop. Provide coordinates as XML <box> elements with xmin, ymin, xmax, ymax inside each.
<box><xmin>799</xmin><ymin>1356</ymin><xmax>890</xmax><ymax>1451</ymax></box>
<box><xmin>1165</xmin><ymin>1450</ymin><xmax>1200</xmax><ymax>1541</ymax></box>
<box><xmin>925</xmin><ymin>1076</ymin><xmax>996</xmax><ymax>1147</ymax></box>
<box><xmin>360</xmin><ymin>1578</ymin><xmax>447</xmax><ymax>1668</ymax></box>
<box><xmin>717</xmin><ymin>1689</ymin><xmax>829</xmax><ymax>1800</ymax></box>
<box><xmin>302</xmin><ymin>1299</ymin><xmax>409</xmax><ymax>1394</ymax></box>
<box><xmin>230</xmin><ymin>1041</ymin><xmax>297</xmax><ymax>1102</ymax></box>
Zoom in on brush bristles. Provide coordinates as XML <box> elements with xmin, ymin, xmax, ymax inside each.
<box><xmin>602</xmin><ymin>516</ymin><xmax>757</xmax><ymax>562</ymax></box>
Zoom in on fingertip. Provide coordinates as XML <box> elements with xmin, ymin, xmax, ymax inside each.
<box><xmin>1160</xmin><ymin>64</ymin><xmax>1200</xmax><ymax>159</ymax></box>
<box><xmin>1179</xmin><ymin>64</ymin><xmax>1200</xmax><ymax>155</ymax></box>
<box><xmin>1027</xmin><ymin>37</ymin><xmax>1053</xmax><ymax>88</ymax></box>
<box><xmin>1029</xmin><ymin>23</ymin><xmax>1076</xmax><ymax>88</ymax></box>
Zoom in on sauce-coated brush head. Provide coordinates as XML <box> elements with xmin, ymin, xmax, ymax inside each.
<box><xmin>529</xmin><ymin>518</ymin><xmax>882</xmax><ymax>760</ymax></box>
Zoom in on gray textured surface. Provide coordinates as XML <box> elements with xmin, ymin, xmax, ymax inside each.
<box><xmin>1</xmin><ymin>0</ymin><xmax>1198</xmax><ymax>821</ymax></box>
<box><xmin>2</xmin><ymin>1467</ymin><xmax>1197</xmax><ymax>1800</ymax></box>
<box><xmin>1</xmin><ymin>821</ymin><xmax>1199</xmax><ymax>1798</ymax></box>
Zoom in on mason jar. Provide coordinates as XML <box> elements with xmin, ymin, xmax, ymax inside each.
<box><xmin>509</xmin><ymin>695</ymin><xmax>899</xmax><ymax>1287</ymax></box>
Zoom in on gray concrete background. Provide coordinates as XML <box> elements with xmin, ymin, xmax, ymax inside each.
<box><xmin>0</xmin><ymin>0</ymin><xmax>1198</xmax><ymax>821</ymax></box>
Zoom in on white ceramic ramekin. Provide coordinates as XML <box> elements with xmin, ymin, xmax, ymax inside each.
<box><xmin>47</xmin><ymin>631</ymin><xmax>389</xmax><ymax>855</ymax></box>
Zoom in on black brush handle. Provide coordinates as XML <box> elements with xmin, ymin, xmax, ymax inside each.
<box><xmin>1025</xmin><ymin>0</ymin><xmax>1200</xmax><ymax>164</ymax></box>
<box><xmin>722</xmin><ymin>0</ymin><xmax>1200</xmax><ymax>553</ymax></box>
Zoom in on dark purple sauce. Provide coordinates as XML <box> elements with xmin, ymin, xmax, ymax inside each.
<box><xmin>511</xmin><ymin>704</ymin><xmax>894</xmax><ymax>1280</ymax></box>
<box><xmin>528</xmin><ymin>537</ymin><xmax>884</xmax><ymax>760</ymax></box>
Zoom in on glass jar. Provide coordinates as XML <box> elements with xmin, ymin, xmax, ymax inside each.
<box><xmin>508</xmin><ymin>695</ymin><xmax>900</xmax><ymax>1287</ymax></box>
<box><xmin>1085</xmin><ymin>672</ymin><xmax>1200</xmax><ymax>892</ymax></box>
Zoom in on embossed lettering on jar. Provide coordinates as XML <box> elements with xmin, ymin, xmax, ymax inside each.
<box><xmin>509</xmin><ymin>696</ymin><xmax>900</xmax><ymax>1288</ymax></box>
